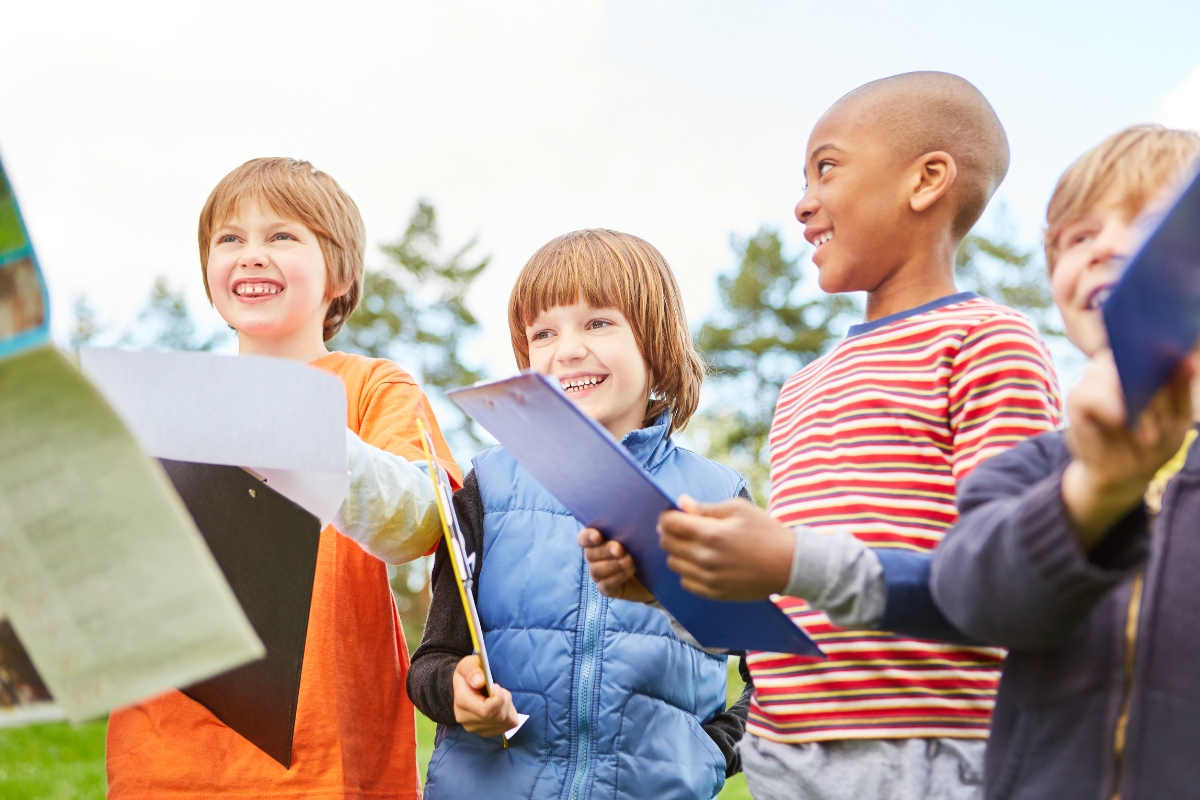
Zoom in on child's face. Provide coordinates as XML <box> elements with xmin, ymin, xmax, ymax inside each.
<box><xmin>1050</xmin><ymin>189</ymin><xmax>1134</xmax><ymax>358</ymax></box>
<box><xmin>525</xmin><ymin>302</ymin><xmax>652</xmax><ymax>440</ymax></box>
<box><xmin>206</xmin><ymin>201</ymin><xmax>331</xmax><ymax>353</ymax></box>
<box><xmin>793</xmin><ymin>104</ymin><xmax>912</xmax><ymax>294</ymax></box>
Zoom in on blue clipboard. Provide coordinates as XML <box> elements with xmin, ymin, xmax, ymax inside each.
<box><xmin>449</xmin><ymin>373</ymin><xmax>824</xmax><ymax>658</ymax></box>
<box><xmin>1103</xmin><ymin>164</ymin><xmax>1200</xmax><ymax>420</ymax></box>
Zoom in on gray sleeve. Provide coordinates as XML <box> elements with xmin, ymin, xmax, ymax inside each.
<box><xmin>783</xmin><ymin>526</ymin><xmax>886</xmax><ymax>629</ymax></box>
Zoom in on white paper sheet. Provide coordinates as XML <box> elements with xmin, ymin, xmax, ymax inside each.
<box><xmin>80</xmin><ymin>348</ymin><xmax>350</xmax><ymax>525</ymax></box>
<box><xmin>0</xmin><ymin>347</ymin><xmax>265</xmax><ymax>721</ymax></box>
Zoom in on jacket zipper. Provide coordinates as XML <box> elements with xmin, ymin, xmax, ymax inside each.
<box><xmin>1111</xmin><ymin>431</ymin><xmax>1196</xmax><ymax>798</ymax></box>
<box><xmin>1109</xmin><ymin>573</ymin><xmax>1143</xmax><ymax>800</ymax></box>
<box><xmin>566</xmin><ymin>567</ymin><xmax>603</xmax><ymax>800</ymax></box>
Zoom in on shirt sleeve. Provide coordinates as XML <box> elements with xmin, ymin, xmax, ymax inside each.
<box><xmin>947</xmin><ymin>312</ymin><xmax>1062</xmax><ymax>483</ymax></box>
<box><xmin>332</xmin><ymin>430</ymin><xmax>442</xmax><ymax>564</ymax></box>
<box><xmin>353</xmin><ymin>377</ymin><xmax>462</xmax><ymax>557</ymax></box>
<box><xmin>931</xmin><ymin>432</ymin><xmax>1150</xmax><ymax>650</ymax></box>
<box><xmin>356</xmin><ymin>378</ymin><xmax>462</xmax><ymax>488</ymax></box>
<box><xmin>701</xmin><ymin>656</ymin><xmax>755</xmax><ymax>777</ymax></box>
<box><xmin>407</xmin><ymin>469</ymin><xmax>484</xmax><ymax>725</ymax></box>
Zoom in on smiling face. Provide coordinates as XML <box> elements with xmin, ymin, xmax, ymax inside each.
<box><xmin>206</xmin><ymin>201</ymin><xmax>334</xmax><ymax>361</ymax></box>
<box><xmin>525</xmin><ymin>302</ymin><xmax>652</xmax><ymax>440</ymax></box>
<box><xmin>1049</xmin><ymin>189</ymin><xmax>1135</xmax><ymax>357</ymax></box>
<box><xmin>793</xmin><ymin>104</ymin><xmax>917</xmax><ymax>295</ymax></box>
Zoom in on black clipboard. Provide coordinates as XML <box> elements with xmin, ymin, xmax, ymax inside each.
<box><xmin>161</xmin><ymin>459</ymin><xmax>321</xmax><ymax>768</ymax></box>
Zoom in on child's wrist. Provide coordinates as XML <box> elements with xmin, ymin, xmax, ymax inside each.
<box><xmin>1061</xmin><ymin>460</ymin><xmax>1147</xmax><ymax>549</ymax></box>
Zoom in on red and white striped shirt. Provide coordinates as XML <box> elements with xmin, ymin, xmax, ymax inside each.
<box><xmin>748</xmin><ymin>293</ymin><xmax>1061</xmax><ymax>744</ymax></box>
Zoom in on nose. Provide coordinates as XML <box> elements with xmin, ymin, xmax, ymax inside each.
<box><xmin>555</xmin><ymin>328</ymin><xmax>589</xmax><ymax>364</ymax></box>
<box><xmin>1090</xmin><ymin>223</ymin><xmax>1126</xmax><ymax>272</ymax></box>
<box><xmin>237</xmin><ymin>243</ymin><xmax>269</xmax><ymax>269</ymax></box>
<box><xmin>795</xmin><ymin>190</ymin><xmax>818</xmax><ymax>224</ymax></box>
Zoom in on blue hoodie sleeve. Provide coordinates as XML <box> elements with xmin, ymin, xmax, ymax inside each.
<box><xmin>876</xmin><ymin>550</ymin><xmax>978</xmax><ymax>644</ymax></box>
<box><xmin>930</xmin><ymin>431</ymin><xmax>1150</xmax><ymax>651</ymax></box>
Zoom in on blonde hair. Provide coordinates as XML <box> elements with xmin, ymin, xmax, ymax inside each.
<box><xmin>1045</xmin><ymin>125</ymin><xmax>1200</xmax><ymax>269</ymax></box>
<box><xmin>508</xmin><ymin>229</ymin><xmax>704</xmax><ymax>434</ymax></box>
<box><xmin>198</xmin><ymin>158</ymin><xmax>366</xmax><ymax>341</ymax></box>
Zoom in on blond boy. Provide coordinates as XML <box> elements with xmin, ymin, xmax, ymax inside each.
<box><xmin>106</xmin><ymin>158</ymin><xmax>460</xmax><ymax>799</ymax></box>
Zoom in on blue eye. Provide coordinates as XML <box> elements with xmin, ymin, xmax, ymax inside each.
<box><xmin>274</xmin><ymin>232</ymin><xmax>294</xmax><ymax>241</ymax></box>
<box><xmin>219</xmin><ymin>235</ymin><xmax>238</xmax><ymax>243</ymax></box>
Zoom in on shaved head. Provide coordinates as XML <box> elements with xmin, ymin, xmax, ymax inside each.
<box><xmin>831</xmin><ymin>71</ymin><xmax>1009</xmax><ymax>238</ymax></box>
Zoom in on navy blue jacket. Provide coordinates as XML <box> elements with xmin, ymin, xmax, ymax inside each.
<box><xmin>929</xmin><ymin>430</ymin><xmax>1200</xmax><ymax>800</ymax></box>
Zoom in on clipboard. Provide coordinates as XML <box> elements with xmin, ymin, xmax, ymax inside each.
<box><xmin>1104</xmin><ymin>163</ymin><xmax>1200</xmax><ymax>420</ymax></box>
<box><xmin>415</xmin><ymin>421</ymin><xmax>528</xmax><ymax>743</ymax></box>
<box><xmin>448</xmin><ymin>373</ymin><xmax>824</xmax><ymax>658</ymax></box>
<box><xmin>162</xmin><ymin>459</ymin><xmax>322</xmax><ymax>768</ymax></box>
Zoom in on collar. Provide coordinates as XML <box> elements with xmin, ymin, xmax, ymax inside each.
<box><xmin>1181</xmin><ymin>425</ymin><xmax>1200</xmax><ymax>473</ymax></box>
<box><xmin>621</xmin><ymin>411</ymin><xmax>674</xmax><ymax>471</ymax></box>
<box><xmin>846</xmin><ymin>292</ymin><xmax>979</xmax><ymax>338</ymax></box>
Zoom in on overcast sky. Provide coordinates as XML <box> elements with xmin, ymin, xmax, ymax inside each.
<box><xmin>3</xmin><ymin>0</ymin><xmax>1199</xmax><ymax>379</ymax></box>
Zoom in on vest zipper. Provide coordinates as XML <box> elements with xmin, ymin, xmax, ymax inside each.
<box><xmin>1109</xmin><ymin>573</ymin><xmax>1143</xmax><ymax>800</ymax></box>
<box><xmin>566</xmin><ymin>568</ymin><xmax>603</xmax><ymax>800</ymax></box>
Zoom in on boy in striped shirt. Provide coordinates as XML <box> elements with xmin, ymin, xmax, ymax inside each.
<box><xmin>584</xmin><ymin>72</ymin><xmax>1061</xmax><ymax>799</ymax></box>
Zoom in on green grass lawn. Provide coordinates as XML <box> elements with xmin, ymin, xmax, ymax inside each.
<box><xmin>0</xmin><ymin>661</ymin><xmax>752</xmax><ymax>799</ymax></box>
<box><xmin>0</xmin><ymin>718</ymin><xmax>107</xmax><ymax>800</ymax></box>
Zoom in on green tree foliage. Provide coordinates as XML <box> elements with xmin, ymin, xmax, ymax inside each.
<box><xmin>692</xmin><ymin>228</ymin><xmax>855</xmax><ymax>502</ymax></box>
<box><xmin>954</xmin><ymin>229</ymin><xmax>1062</xmax><ymax>339</ymax></box>
<box><xmin>332</xmin><ymin>200</ymin><xmax>489</xmax><ymax>647</ymax></box>
<box><xmin>68</xmin><ymin>278</ymin><xmax>230</xmax><ymax>352</ymax></box>
<box><xmin>694</xmin><ymin>222</ymin><xmax>1061</xmax><ymax>503</ymax></box>
<box><xmin>334</xmin><ymin>200</ymin><xmax>489</xmax><ymax>445</ymax></box>
<box><xmin>126</xmin><ymin>277</ymin><xmax>228</xmax><ymax>351</ymax></box>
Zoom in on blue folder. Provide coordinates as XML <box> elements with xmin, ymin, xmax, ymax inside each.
<box><xmin>1104</xmin><ymin>165</ymin><xmax>1200</xmax><ymax>420</ymax></box>
<box><xmin>449</xmin><ymin>373</ymin><xmax>824</xmax><ymax>658</ymax></box>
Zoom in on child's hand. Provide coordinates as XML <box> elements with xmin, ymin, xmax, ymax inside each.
<box><xmin>578</xmin><ymin>528</ymin><xmax>655</xmax><ymax>603</ymax></box>
<box><xmin>1062</xmin><ymin>350</ymin><xmax>1195</xmax><ymax>548</ymax></box>
<box><xmin>657</xmin><ymin>496</ymin><xmax>794</xmax><ymax>601</ymax></box>
<box><xmin>452</xmin><ymin>655</ymin><xmax>519</xmax><ymax>737</ymax></box>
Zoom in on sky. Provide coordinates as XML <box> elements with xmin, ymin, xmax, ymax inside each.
<box><xmin>3</xmin><ymin>0</ymin><xmax>1200</xmax><ymax>382</ymax></box>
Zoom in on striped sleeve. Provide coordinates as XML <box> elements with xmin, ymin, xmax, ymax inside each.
<box><xmin>947</xmin><ymin>312</ymin><xmax>1062</xmax><ymax>483</ymax></box>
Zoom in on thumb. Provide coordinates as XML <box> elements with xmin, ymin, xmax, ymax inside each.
<box><xmin>677</xmin><ymin>494</ymin><xmax>741</xmax><ymax>519</ymax></box>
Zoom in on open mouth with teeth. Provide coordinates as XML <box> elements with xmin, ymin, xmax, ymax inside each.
<box><xmin>234</xmin><ymin>281</ymin><xmax>284</xmax><ymax>298</ymax></box>
<box><xmin>560</xmin><ymin>375</ymin><xmax>608</xmax><ymax>394</ymax></box>
<box><xmin>812</xmin><ymin>230</ymin><xmax>833</xmax><ymax>248</ymax></box>
<box><xmin>1084</xmin><ymin>283</ymin><xmax>1113</xmax><ymax>310</ymax></box>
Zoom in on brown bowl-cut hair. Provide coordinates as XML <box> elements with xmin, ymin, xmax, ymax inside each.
<box><xmin>508</xmin><ymin>229</ymin><xmax>704</xmax><ymax>435</ymax></box>
<box><xmin>198</xmin><ymin>157</ymin><xmax>366</xmax><ymax>341</ymax></box>
<box><xmin>1045</xmin><ymin>125</ymin><xmax>1200</xmax><ymax>270</ymax></box>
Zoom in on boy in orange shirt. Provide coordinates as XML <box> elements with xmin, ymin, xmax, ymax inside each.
<box><xmin>106</xmin><ymin>158</ymin><xmax>460</xmax><ymax>799</ymax></box>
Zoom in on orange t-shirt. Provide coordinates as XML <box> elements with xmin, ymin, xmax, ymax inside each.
<box><xmin>106</xmin><ymin>352</ymin><xmax>461</xmax><ymax>800</ymax></box>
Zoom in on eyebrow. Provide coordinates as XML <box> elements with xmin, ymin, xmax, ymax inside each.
<box><xmin>809</xmin><ymin>143</ymin><xmax>844</xmax><ymax>161</ymax></box>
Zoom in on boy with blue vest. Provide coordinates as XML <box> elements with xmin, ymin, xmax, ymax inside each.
<box><xmin>408</xmin><ymin>229</ymin><xmax>753</xmax><ymax>799</ymax></box>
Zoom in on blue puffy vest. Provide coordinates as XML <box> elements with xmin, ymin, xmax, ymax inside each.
<box><xmin>424</xmin><ymin>413</ymin><xmax>746</xmax><ymax>800</ymax></box>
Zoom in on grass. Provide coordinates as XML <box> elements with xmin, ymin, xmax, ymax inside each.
<box><xmin>0</xmin><ymin>661</ymin><xmax>752</xmax><ymax>799</ymax></box>
<box><xmin>0</xmin><ymin>719</ymin><xmax>107</xmax><ymax>800</ymax></box>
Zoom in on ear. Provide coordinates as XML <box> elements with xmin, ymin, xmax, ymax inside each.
<box><xmin>908</xmin><ymin>151</ymin><xmax>958</xmax><ymax>214</ymax></box>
